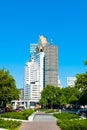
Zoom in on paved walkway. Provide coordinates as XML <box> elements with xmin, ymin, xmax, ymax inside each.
<box><xmin>19</xmin><ymin>111</ymin><xmax>61</xmax><ymax>130</ymax></box>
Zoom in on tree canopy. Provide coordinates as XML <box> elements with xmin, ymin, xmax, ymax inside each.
<box><xmin>40</xmin><ymin>60</ymin><xmax>87</xmax><ymax>108</ymax></box>
<box><xmin>75</xmin><ymin>72</ymin><xmax>87</xmax><ymax>90</ymax></box>
<box><xmin>39</xmin><ymin>85</ymin><xmax>80</xmax><ymax>109</ymax></box>
<box><xmin>84</xmin><ymin>60</ymin><xmax>87</xmax><ymax>65</ymax></box>
<box><xmin>0</xmin><ymin>68</ymin><xmax>19</xmax><ymax>107</ymax></box>
<box><xmin>39</xmin><ymin>85</ymin><xmax>57</xmax><ymax>108</ymax></box>
<box><xmin>75</xmin><ymin>71</ymin><xmax>87</xmax><ymax>105</ymax></box>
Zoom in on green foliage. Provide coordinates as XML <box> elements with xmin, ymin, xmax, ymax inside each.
<box><xmin>40</xmin><ymin>85</ymin><xmax>67</xmax><ymax>108</ymax></box>
<box><xmin>54</xmin><ymin>112</ymin><xmax>87</xmax><ymax>130</ymax></box>
<box><xmin>0</xmin><ymin>68</ymin><xmax>19</xmax><ymax>107</ymax></box>
<box><xmin>40</xmin><ymin>85</ymin><xmax>80</xmax><ymax>108</ymax></box>
<box><xmin>45</xmin><ymin>109</ymin><xmax>59</xmax><ymax>113</ymax></box>
<box><xmin>57</xmin><ymin>119</ymin><xmax>87</xmax><ymax>130</ymax></box>
<box><xmin>1</xmin><ymin>109</ymin><xmax>34</xmax><ymax>120</ymax></box>
<box><xmin>53</xmin><ymin>112</ymin><xmax>79</xmax><ymax>120</ymax></box>
<box><xmin>84</xmin><ymin>60</ymin><xmax>87</xmax><ymax>65</ymax></box>
<box><xmin>62</xmin><ymin>87</ymin><xmax>80</xmax><ymax>104</ymax></box>
<box><xmin>75</xmin><ymin>72</ymin><xmax>87</xmax><ymax>90</ymax></box>
<box><xmin>40</xmin><ymin>60</ymin><xmax>87</xmax><ymax>108</ymax></box>
<box><xmin>79</xmin><ymin>88</ymin><xmax>87</xmax><ymax>105</ymax></box>
<box><xmin>75</xmin><ymin>72</ymin><xmax>87</xmax><ymax>105</ymax></box>
<box><xmin>0</xmin><ymin>119</ymin><xmax>21</xmax><ymax>130</ymax></box>
<box><xmin>69</xmin><ymin>95</ymin><xmax>78</xmax><ymax>104</ymax></box>
<box><xmin>58</xmin><ymin>94</ymin><xmax>66</xmax><ymax>106</ymax></box>
<box><xmin>40</xmin><ymin>85</ymin><xmax>60</xmax><ymax>108</ymax></box>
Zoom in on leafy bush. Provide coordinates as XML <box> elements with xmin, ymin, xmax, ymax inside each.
<box><xmin>54</xmin><ymin>112</ymin><xmax>87</xmax><ymax>130</ymax></box>
<box><xmin>1</xmin><ymin>109</ymin><xmax>34</xmax><ymax>120</ymax></box>
<box><xmin>53</xmin><ymin>112</ymin><xmax>79</xmax><ymax>120</ymax></box>
<box><xmin>45</xmin><ymin>109</ymin><xmax>59</xmax><ymax>113</ymax></box>
<box><xmin>0</xmin><ymin>119</ymin><xmax>21</xmax><ymax>130</ymax></box>
<box><xmin>57</xmin><ymin>119</ymin><xmax>87</xmax><ymax>130</ymax></box>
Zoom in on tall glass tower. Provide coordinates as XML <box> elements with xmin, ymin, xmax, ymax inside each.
<box><xmin>24</xmin><ymin>35</ymin><xmax>58</xmax><ymax>107</ymax></box>
<box><xmin>45</xmin><ymin>44</ymin><xmax>58</xmax><ymax>87</ymax></box>
<box><xmin>36</xmin><ymin>35</ymin><xmax>58</xmax><ymax>87</ymax></box>
<box><xmin>30</xmin><ymin>43</ymin><xmax>37</xmax><ymax>59</ymax></box>
<box><xmin>24</xmin><ymin>52</ymin><xmax>45</xmax><ymax>103</ymax></box>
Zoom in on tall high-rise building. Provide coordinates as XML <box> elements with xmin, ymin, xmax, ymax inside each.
<box><xmin>44</xmin><ymin>44</ymin><xmax>58</xmax><ymax>87</ymax></box>
<box><xmin>24</xmin><ymin>52</ymin><xmax>45</xmax><ymax>103</ymax></box>
<box><xmin>36</xmin><ymin>35</ymin><xmax>58</xmax><ymax>87</ymax></box>
<box><xmin>24</xmin><ymin>62</ymin><xmax>31</xmax><ymax>100</ymax></box>
<box><xmin>24</xmin><ymin>35</ymin><xmax>58</xmax><ymax>107</ymax></box>
<box><xmin>30</xmin><ymin>43</ymin><xmax>37</xmax><ymax>59</ymax></box>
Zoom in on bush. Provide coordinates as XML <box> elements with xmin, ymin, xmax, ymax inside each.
<box><xmin>0</xmin><ymin>119</ymin><xmax>21</xmax><ymax>130</ymax></box>
<box><xmin>1</xmin><ymin>109</ymin><xmax>34</xmax><ymax>120</ymax></box>
<box><xmin>57</xmin><ymin>119</ymin><xmax>87</xmax><ymax>130</ymax></box>
<box><xmin>54</xmin><ymin>112</ymin><xmax>87</xmax><ymax>130</ymax></box>
<box><xmin>53</xmin><ymin>112</ymin><xmax>79</xmax><ymax>120</ymax></box>
<box><xmin>45</xmin><ymin>109</ymin><xmax>59</xmax><ymax>113</ymax></box>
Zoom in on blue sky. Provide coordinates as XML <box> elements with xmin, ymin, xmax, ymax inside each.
<box><xmin>0</xmin><ymin>0</ymin><xmax>87</xmax><ymax>88</ymax></box>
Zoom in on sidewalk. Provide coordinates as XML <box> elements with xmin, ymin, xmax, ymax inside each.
<box><xmin>19</xmin><ymin>122</ymin><xmax>61</xmax><ymax>130</ymax></box>
<box><xmin>19</xmin><ymin>111</ymin><xmax>61</xmax><ymax>130</ymax></box>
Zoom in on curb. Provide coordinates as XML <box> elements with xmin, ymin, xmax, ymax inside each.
<box><xmin>28</xmin><ymin>112</ymin><xmax>36</xmax><ymax>122</ymax></box>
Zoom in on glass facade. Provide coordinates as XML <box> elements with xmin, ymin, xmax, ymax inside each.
<box><xmin>24</xmin><ymin>36</ymin><xmax>58</xmax><ymax>105</ymax></box>
<box><xmin>44</xmin><ymin>45</ymin><xmax>58</xmax><ymax>87</ymax></box>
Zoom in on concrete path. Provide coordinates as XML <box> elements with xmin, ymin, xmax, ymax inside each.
<box><xmin>19</xmin><ymin>111</ymin><xmax>61</xmax><ymax>130</ymax></box>
<box><xmin>33</xmin><ymin>112</ymin><xmax>57</xmax><ymax>122</ymax></box>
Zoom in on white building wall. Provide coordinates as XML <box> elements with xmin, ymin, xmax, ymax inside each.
<box><xmin>24</xmin><ymin>52</ymin><xmax>45</xmax><ymax>103</ymax></box>
<box><xmin>32</xmin><ymin>52</ymin><xmax>45</xmax><ymax>101</ymax></box>
<box><xmin>39</xmin><ymin>52</ymin><xmax>45</xmax><ymax>92</ymax></box>
<box><xmin>24</xmin><ymin>62</ymin><xmax>31</xmax><ymax>100</ymax></box>
<box><xmin>30</xmin><ymin>83</ymin><xmax>40</xmax><ymax>102</ymax></box>
<box><xmin>67</xmin><ymin>77</ymin><xmax>76</xmax><ymax>87</ymax></box>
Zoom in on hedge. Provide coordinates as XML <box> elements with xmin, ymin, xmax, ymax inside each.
<box><xmin>1</xmin><ymin>109</ymin><xmax>34</xmax><ymax>120</ymax></box>
<box><xmin>53</xmin><ymin>112</ymin><xmax>87</xmax><ymax>130</ymax></box>
<box><xmin>0</xmin><ymin>119</ymin><xmax>21</xmax><ymax>130</ymax></box>
<box><xmin>53</xmin><ymin>112</ymin><xmax>80</xmax><ymax>120</ymax></box>
<box><xmin>57</xmin><ymin>119</ymin><xmax>87</xmax><ymax>130</ymax></box>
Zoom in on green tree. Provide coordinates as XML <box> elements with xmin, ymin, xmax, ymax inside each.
<box><xmin>60</xmin><ymin>87</ymin><xmax>80</xmax><ymax>108</ymax></box>
<box><xmin>78</xmin><ymin>88</ymin><xmax>87</xmax><ymax>105</ymax></box>
<box><xmin>62</xmin><ymin>87</ymin><xmax>79</xmax><ymax>104</ymax></box>
<box><xmin>75</xmin><ymin>72</ymin><xmax>87</xmax><ymax>90</ymax></box>
<box><xmin>40</xmin><ymin>85</ymin><xmax>67</xmax><ymax>108</ymax></box>
<box><xmin>75</xmin><ymin>71</ymin><xmax>87</xmax><ymax>105</ymax></box>
<box><xmin>40</xmin><ymin>85</ymin><xmax>80</xmax><ymax>109</ymax></box>
<box><xmin>58</xmin><ymin>94</ymin><xmax>66</xmax><ymax>106</ymax></box>
<box><xmin>40</xmin><ymin>85</ymin><xmax>59</xmax><ymax>108</ymax></box>
<box><xmin>69</xmin><ymin>95</ymin><xmax>78</xmax><ymax>104</ymax></box>
<box><xmin>84</xmin><ymin>60</ymin><xmax>87</xmax><ymax>65</ymax></box>
<box><xmin>0</xmin><ymin>68</ymin><xmax>19</xmax><ymax>107</ymax></box>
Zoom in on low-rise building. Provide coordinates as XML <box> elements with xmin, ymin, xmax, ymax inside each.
<box><xmin>67</xmin><ymin>77</ymin><xmax>76</xmax><ymax>87</ymax></box>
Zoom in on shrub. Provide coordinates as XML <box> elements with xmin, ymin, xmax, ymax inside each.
<box><xmin>54</xmin><ymin>112</ymin><xmax>87</xmax><ymax>130</ymax></box>
<box><xmin>45</xmin><ymin>109</ymin><xmax>59</xmax><ymax>113</ymax></box>
<box><xmin>53</xmin><ymin>112</ymin><xmax>79</xmax><ymax>120</ymax></box>
<box><xmin>0</xmin><ymin>119</ymin><xmax>21</xmax><ymax>130</ymax></box>
<box><xmin>1</xmin><ymin>109</ymin><xmax>34</xmax><ymax>120</ymax></box>
<box><xmin>57</xmin><ymin>119</ymin><xmax>87</xmax><ymax>130</ymax></box>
